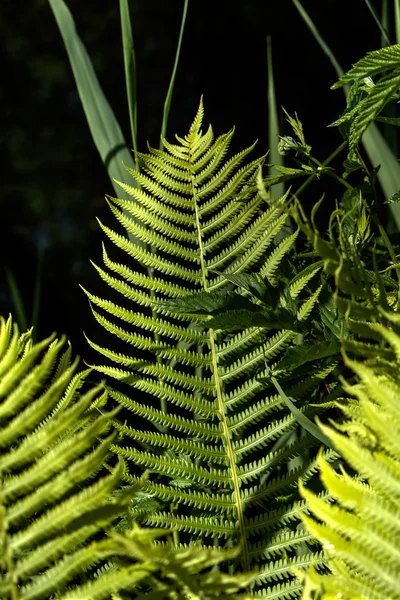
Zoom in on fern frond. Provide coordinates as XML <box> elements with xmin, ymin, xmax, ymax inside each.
<box><xmin>87</xmin><ymin>102</ymin><xmax>334</xmax><ymax>597</ymax></box>
<box><xmin>301</xmin><ymin>322</ymin><xmax>400</xmax><ymax>599</ymax></box>
<box><xmin>0</xmin><ymin>315</ymin><xmax>137</xmax><ymax>598</ymax></box>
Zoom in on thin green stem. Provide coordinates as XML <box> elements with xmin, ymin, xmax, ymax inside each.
<box><xmin>294</xmin><ymin>141</ymin><xmax>347</xmax><ymax>198</ymax></box>
<box><xmin>363</xmin><ymin>0</ymin><xmax>392</xmax><ymax>46</ymax></box>
<box><xmin>292</xmin><ymin>0</ymin><xmax>344</xmax><ymax>79</ymax></box>
<box><xmin>307</xmin><ymin>153</ymin><xmax>353</xmax><ymax>190</ymax></box>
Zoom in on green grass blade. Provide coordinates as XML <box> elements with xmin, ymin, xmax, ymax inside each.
<box><xmin>292</xmin><ymin>0</ymin><xmax>400</xmax><ymax>231</ymax></box>
<box><xmin>363</xmin><ymin>0</ymin><xmax>392</xmax><ymax>45</ymax></box>
<box><xmin>48</xmin><ymin>0</ymin><xmax>144</xmax><ymax>247</ymax></box>
<box><xmin>270</xmin><ymin>370</ymin><xmax>335</xmax><ymax>450</ymax></box>
<box><xmin>381</xmin><ymin>0</ymin><xmax>390</xmax><ymax>47</ymax></box>
<box><xmin>120</xmin><ymin>0</ymin><xmax>139</xmax><ymax>164</ymax></box>
<box><xmin>5</xmin><ymin>268</ymin><xmax>28</xmax><ymax>333</ymax></box>
<box><xmin>48</xmin><ymin>0</ymin><xmax>136</xmax><ymax>187</ymax></box>
<box><xmin>292</xmin><ymin>0</ymin><xmax>344</xmax><ymax>80</ymax></box>
<box><xmin>267</xmin><ymin>36</ymin><xmax>284</xmax><ymax>201</ymax></box>
<box><xmin>160</xmin><ymin>0</ymin><xmax>189</xmax><ymax>147</ymax></box>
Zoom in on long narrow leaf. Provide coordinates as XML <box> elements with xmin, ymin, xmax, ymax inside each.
<box><xmin>292</xmin><ymin>0</ymin><xmax>344</xmax><ymax>80</ymax></box>
<box><xmin>267</xmin><ymin>36</ymin><xmax>284</xmax><ymax>201</ymax></box>
<box><xmin>269</xmin><ymin>370</ymin><xmax>335</xmax><ymax>450</ymax></box>
<box><xmin>363</xmin><ymin>0</ymin><xmax>392</xmax><ymax>45</ymax></box>
<box><xmin>31</xmin><ymin>244</ymin><xmax>45</xmax><ymax>339</ymax></box>
<box><xmin>48</xmin><ymin>0</ymin><xmax>145</xmax><ymax>248</ymax></box>
<box><xmin>381</xmin><ymin>0</ymin><xmax>390</xmax><ymax>47</ymax></box>
<box><xmin>160</xmin><ymin>0</ymin><xmax>189</xmax><ymax>147</ymax></box>
<box><xmin>396</xmin><ymin>0</ymin><xmax>400</xmax><ymax>44</ymax></box>
<box><xmin>120</xmin><ymin>0</ymin><xmax>139</xmax><ymax>162</ymax></box>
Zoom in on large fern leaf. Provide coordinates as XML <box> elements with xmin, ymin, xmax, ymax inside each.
<box><xmin>85</xmin><ymin>101</ymin><xmax>338</xmax><ymax>596</ymax></box>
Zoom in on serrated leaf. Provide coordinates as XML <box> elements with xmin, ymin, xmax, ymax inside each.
<box><xmin>262</xmin><ymin>166</ymin><xmax>310</xmax><ymax>188</ymax></box>
<box><xmin>214</xmin><ymin>271</ymin><xmax>282</xmax><ymax>305</ymax></box>
<box><xmin>349</xmin><ymin>70</ymin><xmax>400</xmax><ymax>154</ymax></box>
<box><xmin>155</xmin><ymin>290</ymin><xmax>258</xmax><ymax>316</ymax></box>
<box><xmin>386</xmin><ymin>189</ymin><xmax>400</xmax><ymax>203</ymax></box>
<box><xmin>207</xmin><ymin>307</ymin><xmax>298</xmax><ymax>332</ymax></box>
<box><xmin>332</xmin><ymin>44</ymin><xmax>400</xmax><ymax>88</ymax></box>
<box><xmin>376</xmin><ymin>115</ymin><xmax>400</xmax><ymax>126</ymax></box>
<box><xmin>278</xmin><ymin>340</ymin><xmax>341</xmax><ymax>370</ymax></box>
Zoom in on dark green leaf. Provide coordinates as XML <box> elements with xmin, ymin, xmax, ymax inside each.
<box><xmin>207</xmin><ymin>307</ymin><xmax>299</xmax><ymax>332</ymax></box>
<box><xmin>386</xmin><ymin>189</ymin><xmax>400</xmax><ymax>203</ymax></box>
<box><xmin>376</xmin><ymin>116</ymin><xmax>400</xmax><ymax>126</ymax></box>
<box><xmin>155</xmin><ymin>290</ymin><xmax>258</xmax><ymax>316</ymax></box>
<box><xmin>213</xmin><ymin>272</ymin><xmax>281</xmax><ymax>306</ymax></box>
<box><xmin>349</xmin><ymin>71</ymin><xmax>400</xmax><ymax>155</ymax></box>
<box><xmin>278</xmin><ymin>340</ymin><xmax>341</xmax><ymax>370</ymax></box>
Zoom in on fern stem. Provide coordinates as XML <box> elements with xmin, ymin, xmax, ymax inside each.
<box><xmin>189</xmin><ymin>147</ymin><xmax>249</xmax><ymax>571</ymax></box>
<box><xmin>209</xmin><ymin>330</ymin><xmax>250</xmax><ymax>570</ymax></box>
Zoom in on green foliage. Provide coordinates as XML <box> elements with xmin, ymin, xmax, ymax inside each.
<box><xmin>7</xmin><ymin>5</ymin><xmax>400</xmax><ymax>598</ymax></box>
<box><xmin>0</xmin><ymin>314</ymin><xmax>257</xmax><ymax>599</ymax></box>
<box><xmin>292</xmin><ymin>0</ymin><xmax>400</xmax><ymax>229</ymax></box>
<box><xmin>48</xmin><ymin>0</ymin><xmax>140</xmax><ymax>205</ymax></box>
<box><xmin>84</xmin><ymin>99</ymin><xmax>345</xmax><ymax>597</ymax></box>
<box><xmin>0</xmin><ymin>313</ymin><xmax>132</xmax><ymax>598</ymax></box>
<box><xmin>330</xmin><ymin>43</ymin><xmax>400</xmax><ymax>167</ymax></box>
<box><xmin>299</xmin><ymin>320</ymin><xmax>400</xmax><ymax>600</ymax></box>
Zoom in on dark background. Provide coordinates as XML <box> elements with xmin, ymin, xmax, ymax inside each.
<box><xmin>0</xmin><ymin>0</ymin><xmax>389</xmax><ymax>358</ymax></box>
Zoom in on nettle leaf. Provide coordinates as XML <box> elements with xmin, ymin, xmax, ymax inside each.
<box><xmin>348</xmin><ymin>70</ymin><xmax>400</xmax><ymax>154</ymax></box>
<box><xmin>282</xmin><ymin>107</ymin><xmax>309</xmax><ymax>147</ymax></box>
<box><xmin>317</xmin><ymin>295</ymin><xmax>345</xmax><ymax>340</ymax></box>
<box><xmin>277</xmin><ymin>340</ymin><xmax>341</xmax><ymax>371</ymax></box>
<box><xmin>155</xmin><ymin>289</ymin><xmax>257</xmax><ymax>316</ymax></box>
<box><xmin>262</xmin><ymin>164</ymin><xmax>310</xmax><ymax>188</ymax></box>
<box><xmin>212</xmin><ymin>271</ymin><xmax>278</xmax><ymax>303</ymax></box>
<box><xmin>343</xmin><ymin>153</ymin><xmax>363</xmax><ymax>177</ymax></box>
<box><xmin>332</xmin><ymin>44</ymin><xmax>400</xmax><ymax>88</ymax></box>
<box><xmin>207</xmin><ymin>306</ymin><xmax>299</xmax><ymax>332</ymax></box>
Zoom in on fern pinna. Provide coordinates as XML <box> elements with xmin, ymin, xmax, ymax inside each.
<box><xmin>85</xmin><ymin>100</ymin><xmax>335</xmax><ymax>597</ymax></box>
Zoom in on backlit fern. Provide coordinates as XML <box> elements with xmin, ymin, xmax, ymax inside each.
<box><xmin>85</xmin><ymin>100</ymin><xmax>340</xmax><ymax>597</ymax></box>
<box><xmin>0</xmin><ymin>314</ymin><xmax>134</xmax><ymax>599</ymax></box>
<box><xmin>300</xmin><ymin>319</ymin><xmax>400</xmax><ymax>600</ymax></box>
